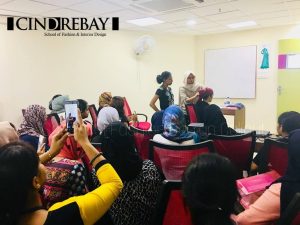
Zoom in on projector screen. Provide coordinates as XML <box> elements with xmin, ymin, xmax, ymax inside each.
<box><xmin>204</xmin><ymin>45</ymin><xmax>257</xmax><ymax>99</ymax></box>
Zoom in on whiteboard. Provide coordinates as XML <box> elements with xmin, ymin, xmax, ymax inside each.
<box><xmin>287</xmin><ymin>54</ymin><xmax>300</xmax><ymax>69</ymax></box>
<box><xmin>204</xmin><ymin>46</ymin><xmax>256</xmax><ymax>98</ymax></box>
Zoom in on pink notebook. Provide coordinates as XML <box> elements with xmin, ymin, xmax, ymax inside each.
<box><xmin>236</xmin><ymin>170</ymin><xmax>281</xmax><ymax>209</ymax></box>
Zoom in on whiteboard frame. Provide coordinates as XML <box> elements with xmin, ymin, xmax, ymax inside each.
<box><xmin>204</xmin><ymin>45</ymin><xmax>257</xmax><ymax>99</ymax></box>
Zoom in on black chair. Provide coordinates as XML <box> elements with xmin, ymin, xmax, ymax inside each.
<box><xmin>276</xmin><ymin>193</ymin><xmax>300</xmax><ymax>225</ymax></box>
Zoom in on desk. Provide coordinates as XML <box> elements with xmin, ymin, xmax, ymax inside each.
<box><xmin>221</xmin><ymin>107</ymin><xmax>245</xmax><ymax>129</ymax></box>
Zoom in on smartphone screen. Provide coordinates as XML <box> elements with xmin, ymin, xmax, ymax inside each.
<box><xmin>65</xmin><ymin>100</ymin><xmax>78</xmax><ymax>134</ymax></box>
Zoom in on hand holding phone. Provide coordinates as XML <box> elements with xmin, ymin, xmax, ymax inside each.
<box><xmin>65</xmin><ymin>100</ymin><xmax>79</xmax><ymax>134</ymax></box>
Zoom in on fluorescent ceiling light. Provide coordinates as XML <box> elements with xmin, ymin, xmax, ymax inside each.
<box><xmin>227</xmin><ymin>21</ymin><xmax>257</xmax><ymax>29</ymax></box>
<box><xmin>127</xmin><ymin>17</ymin><xmax>164</xmax><ymax>27</ymax></box>
<box><xmin>186</xmin><ymin>20</ymin><xmax>197</xmax><ymax>26</ymax></box>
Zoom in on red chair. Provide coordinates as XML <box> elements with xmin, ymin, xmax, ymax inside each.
<box><xmin>264</xmin><ymin>138</ymin><xmax>289</xmax><ymax>175</ymax></box>
<box><xmin>276</xmin><ymin>193</ymin><xmax>300</xmax><ymax>225</ymax></box>
<box><xmin>209</xmin><ymin>132</ymin><xmax>256</xmax><ymax>178</ymax></box>
<box><xmin>123</xmin><ymin>97</ymin><xmax>151</xmax><ymax>130</ymax></box>
<box><xmin>88</xmin><ymin>104</ymin><xmax>98</xmax><ymax>129</ymax></box>
<box><xmin>44</xmin><ymin>113</ymin><xmax>60</xmax><ymax>137</ymax></box>
<box><xmin>151</xmin><ymin>180</ymin><xmax>192</xmax><ymax>225</ymax></box>
<box><xmin>185</xmin><ymin>104</ymin><xmax>198</xmax><ymax>123</ymax></box>
<box><xmin>149</xmin><ymin>140</ymin><xmax>215</xmax><ymax>180</ymax></box>
<box><xmin>130</xmin><ymin>126</ymin><xmax>158</xmax><ymax>160</ymax></box>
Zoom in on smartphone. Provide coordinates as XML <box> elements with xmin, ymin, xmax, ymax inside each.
<box><xmin>65</xmin><ymin>100</ymin><xmax>78</xmax><ymax>134</ymax></box>
<box><xmin>38</xmin><ymin>135</ymin><xmax>46</xmax><ymax>149</ymax></box>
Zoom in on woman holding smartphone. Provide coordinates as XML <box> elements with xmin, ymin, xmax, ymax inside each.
<box><xmin>0</xmin><ymin>110</ymin><xmax>123</xmax><ymax>225</ymax></box>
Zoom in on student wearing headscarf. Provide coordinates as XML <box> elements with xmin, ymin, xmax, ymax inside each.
<box><xmin>97</xmin><ymin>106</ymin><xmax>119</xmax><ymax>133</ymax></box>
<box><xmin>151</xmin><ymin>110</ymin><xmax>164</xmax><ymax>132</ymax></box>
<box><xmin>49</xmin><ymin>94</ymin><xmax>69</xmax><ymax>121</ymax></box>
<box><xmin>0</xmin><ymin>121</ymin><xmax>18</xmax><ymax>147</ymax></box>
<box><xmin>179</xmin><ymin>71</ymin><xmax>202</xmax><ymax>115</ymax></box>
<box><xmin>195</xmin><ymin>87</ymin><xmax>236</xmax><ymax>135</ymax></box>
<box><xmin>153</xmin><ymin>105</ymin><xmax>199</xmax><ymax>145</ymax></box>
<box><xmin>99</xmin><ymin>122</ymin><xmax>162</xmax><ymax>225</ymax></box>
<box><xmin>98</xmin><ymin>92</ymin><xmax>112</xmax><ymax>114</ymax></box>
<box><xmin>235</xmin><ymin>128</ymin><xmax>300</xmax><ymax>225</ymax></box>
<box><xmin>18</xmin><ymin>104</ymin><xmax>47</xmax><ymax>150</ymax></box>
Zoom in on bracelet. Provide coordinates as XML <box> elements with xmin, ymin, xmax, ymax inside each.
<box><xmin>90</xmin><ymin>152</ymin><xmax>103</xmax><ymax>166</ymax></box>
<box><xmin>48</xmin><ymin>152</ymin><xmax>53</xmax><ymax>160</ymax></box>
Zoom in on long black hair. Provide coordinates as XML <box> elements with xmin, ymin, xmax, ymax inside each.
<box><xmin>182</xmin><ymin>153</ymin><xmax>238</xmax><ymax>225</ymax></box>
<box><xmin>100</xmin><ymin>122</ymin><xmax>143</xmax><ymax>181</ymax></box>
<box><xmin>0</xmin><ymin>142</ymin><xmax>39</xmax><ymax>225</ymax></box>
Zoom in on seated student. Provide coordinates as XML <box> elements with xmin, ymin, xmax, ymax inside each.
<box><xmin>0</xmin><ymin>121</ymin><xmax>19</xmax><ymax>147</ymax></box>
<box><xmin>251</xmin><ymin>111</ymin><xmax>300</xmax><ymax>174</ymax></box>
<box><xmin>49</xmin><ymin>94</ymin><xmax>69</xmax><ymax>121</ymax></box>
<box><xmin>0</xmin><ymin>111</ymin><xmax>123</xmax><ymax>225</ymax></box>
<box><xmin>151</xmin><ymin>110</ymin><xmax>164</xmax><ymax>132</ymax></box>
<box><xmin>195</xmin><ymin>87</ymin><xmax>236</xmax><ymax>135</ymax></box>
<box><xmin>110</xmin><ymin>96</ymin><xmax>130</xmax><ymax>127</ymax></box>
<box><xmin>18</xmin><ymin>104</ymin><xmax>47</xmax><ymax>150</ymax></box>
<box><xmin>44</xmin><ymin>99</ymin><xmax>93</xmax><ymax>208</ymax></box>
<box><xmin>97</xmin><ymin>106</ymin><xmax>119</xmax><ymax>133</ymax></box>
<box><xmin>99</xmin><ymin>122</ymin><xmax>162</xmax><ymax>225</ymax></box>
<box><xmin>182</xmin><ymin>153</ymin><xmax>238</xmax><ymax>225</ymax></box>
<box><xmin>235</xmin><ymin>128</ymin><xmax>300</xmax><ymax>225</ymax></box>
<box><xmin>98</xmin><ymin>92</ymin><xmax>112</xmax><ymax>114</ymax></box>
<box><xmin>153</xmin><ymin>105</ymin><xmax>199</xmax><ymax>145</ymax></box>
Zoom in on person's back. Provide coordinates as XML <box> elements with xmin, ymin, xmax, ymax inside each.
<box><xmin>182</xmin><ymin>153</ymin><xmax>238</xmax><ymax>225</ymax></box>
<box><xmin>100</xmin><ymin>122</ymin><xmax>162</xmax><ymax>225</ymax></box>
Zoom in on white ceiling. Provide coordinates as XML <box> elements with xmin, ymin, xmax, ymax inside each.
<box><xmin>0</xmin><ymin>0</ymin><xmax>300</xmax><ymax>35</ymax></box>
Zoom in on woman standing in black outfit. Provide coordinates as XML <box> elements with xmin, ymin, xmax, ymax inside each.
<box><xmin>149</xmin><ymin>71</ymin><xmax>174</xmax><ymax>112</ymax></box>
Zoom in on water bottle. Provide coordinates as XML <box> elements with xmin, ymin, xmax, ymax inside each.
<box><xmin>224</xmin><ymin>97</ymin><xmax>231</xmax><ymax>106</ymax></box>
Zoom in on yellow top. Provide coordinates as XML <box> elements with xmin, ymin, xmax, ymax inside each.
<box><xmin>48</xmin><ymin>163</ymin><xmax>123</xmax><ymax>225</ymax></box>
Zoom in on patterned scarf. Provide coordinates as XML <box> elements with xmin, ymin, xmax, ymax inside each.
<box><xmin>162</xmin><ymin>105</ymin><xmax>194</xmax><ymax>143</ymax></box>
<box><xmin>18</xmin><ymin>105</ymin><xmax>46</xmax><ymax>137</ymax></box>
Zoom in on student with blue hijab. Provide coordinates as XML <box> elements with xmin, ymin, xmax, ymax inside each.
<box><xmin>153</xmin><ymin>105</ymin><xmax>199</xmax><ymax>145</ymax></box>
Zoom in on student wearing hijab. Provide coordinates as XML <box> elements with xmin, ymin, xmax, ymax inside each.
<box><xmin>18</xmin><ymin>104</ymin><xmax>47</xmax><ymax>150</ymax></box>
<box><xmin>49</xmin><ymin>94</ymin><xmax>69</xmax><ymax>121</ymax></box>
<box><xmin>153</xmin><ymin>105</ymin><xmax>199</xmax><ymax>145</ymax></box>
<box><xmin>151</xmin><ymin>110</ymin><xmax>164</xmax><ymax>132</ymax></box>
<box><xmin>179</xmin><ymin>71</ymin><xmax>202</xmax><ymax>115</ymax></box>
<box><xmin>97</xmin><ymin>106</ymin><xmax>120</xmax><ymax>133</ymax></box>
<box><xmin>150</xmin><ymin>71</ymin><xmax>174</xmax><ymax>111</ymax></box>
<box><xmin>0</xmin><ymin>121</ymin><xmax>19</xmax><ymax>147</ymax></box>
<box><xmin>235</xmin><ymin>128</ymin><xmax>300</xmax><ymax>225</ymax></box>
<box><xmin>195</xmin><ymin>87</ymin><xmax>236</xmax><ymax>135</ymax></box>
<box><xmin>100</xmin><ymin>122</ymin><xmax>162</xmax><ymax>225</ymax></box>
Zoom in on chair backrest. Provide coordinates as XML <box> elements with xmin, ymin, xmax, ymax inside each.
<box><xmin>151</xmin><ymin>180</ymin><xmax>192</xmax><ymax>225</ymax></box>
<box><xmin>209</xmin><ymin>131</ymin><xmax>256</xmax><ymax>178</ymax></box>
<box><xmin>123</xmin><ymin>97</ymin><xmax>132</xmax><ymax>117</ymax></box>
<box><xmin>88</xmin><ymin>104</ymin><xmax>98</xmax><ymax>128</ymax></box>
<box><xmin>185</xmin><ymin>104</ymin><xmax>198</xmax><ymax>123</ymax></box>
<box><xmin>276</xmin><ymin>193</ymin><xmax>300</xmax><ymax>225</ymax></box>
<box><xmin>130</xmin><ymin>126</ymin><xmax>157</xmax><ymax>160</ymax></box>
<box><xmin>149</xmin><ymin>140</ymin><xmax>215</xmax><ymax>180</ymax></box>
<box><xmin>264</xmin><ymin>138</ymin><xmax>289</xmax><ymax>175</ymax></box>
<box><xmin>44</xmin><ymin>113</ymin><xmax>60</xmax><ymax>136</ymax></box>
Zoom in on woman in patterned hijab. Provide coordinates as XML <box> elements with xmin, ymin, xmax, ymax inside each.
<box><xmin>18</xmin><ymin>104</ymin><xmax>47</xmax><ymax>150</ymax></box>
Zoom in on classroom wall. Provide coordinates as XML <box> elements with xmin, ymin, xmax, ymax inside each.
<box><xmin>195</xmin><ymin>24</ymin><xmax>300</xmax><ymax>133</ymax></box>
<box><xmin>1</xmin><ymin>22</ymin><xmax>300</xmax><ymax>132</ymax></box>
<box><xmin>0</xmin><ymin>24</ymin><xmax>196</xmax><ymax>127</ymax></box>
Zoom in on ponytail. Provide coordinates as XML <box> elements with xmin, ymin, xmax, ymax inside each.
<box><xmin>156</xmin><ymin>71</ymin><xmax>171</xmax><ymax>84</ymax></box>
